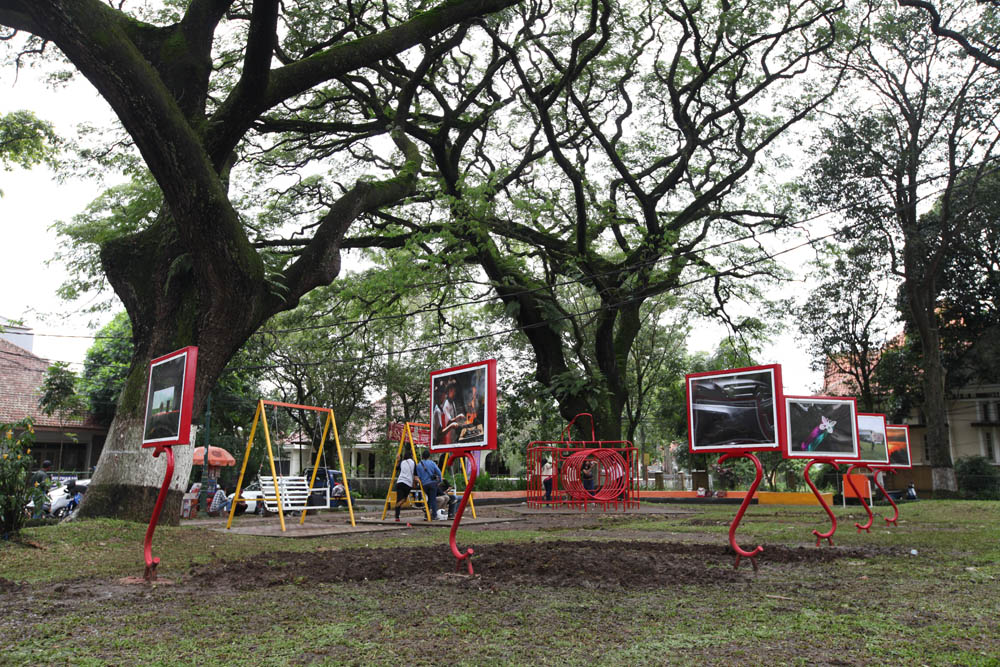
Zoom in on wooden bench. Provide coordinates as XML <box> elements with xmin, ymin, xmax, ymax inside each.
<box><xmin>259</xmin><ymin>476</ymin><xmax>329</xmax><ymax>513</ymax></box>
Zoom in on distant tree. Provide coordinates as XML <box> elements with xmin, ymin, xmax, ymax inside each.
<box><xmin>38</xmin><ymin>361</ymin><xmax>86</xmax><ymax>469</ymax></box>
<box><xmin>804</xmin><ymin>0</ymin><xmax>1000</xmax><ymax>491</ymax></box>
<box><xmin>79</xmin><ymin>312</ymin><xmax>132</xmax><ymax>425</ymax></box>
<box><xmin>795</xmin><ymin>243</ymin><xmax>899</xmax><ymax>412</ymax></box>
<box><xmin>359</xmin><ymin>0</ymin><xmax>848</xmax><ymax>442</ymax></box>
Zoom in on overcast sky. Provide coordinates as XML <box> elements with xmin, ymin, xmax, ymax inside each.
<box><xmin>0</xmin><ymin>63</ymin><xmax>822</xmax><ymax>393</ymax></box>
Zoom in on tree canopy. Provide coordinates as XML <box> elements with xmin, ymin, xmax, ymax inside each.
<box><xmin>0</xmin><ymin>109</ymin><xmax>57</xmax><ymax>194</ymax></box>
<box><xmin>802</xmin><ymin>0</ymin><xmax>1000</xmax><ymax>488</ymax></box>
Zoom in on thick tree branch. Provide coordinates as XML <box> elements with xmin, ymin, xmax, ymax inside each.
<box><xmin>897</xmin><ymin>0</ymin><xmax>1000</xmax><ymax>69</ymax></box>
<box><xmin>206</xmin><ymin>0</ymin><xmax>522</xmax><ymax>163</ymax></box>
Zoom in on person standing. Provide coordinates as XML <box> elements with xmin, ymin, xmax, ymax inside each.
<box><xmin>540</xmin><ymin>457</ymin><xmax>554</xmax><ymax>502</ymax></box>
<box><xmin>415</xmin><ymin>449</ymin><xmax>442</xmax><ymax>520</ymax></box>
<box><xmin>394</xmin><ymin>449</ymin><xmax>416</xmax><ymax>522</ymax></box>
<box><xmin>433</xmin><ymin>382</ymin><xmax>464</xmax><ymax>446</ymax></box>
<box><xmin>581</xmin><ymin>459</ymin><xmax>595</xmax><ymax>494</ymax></box>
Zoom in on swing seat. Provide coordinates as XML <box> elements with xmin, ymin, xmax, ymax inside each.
<box><xmin>386</xmin><ymin>490</ymin><xmax>417</xmax><ymax>508</ymax></box>
<box><xmin>260</xmin><ymin>476</ymin><xmax>329</xmax><ymax>513</ymax></box>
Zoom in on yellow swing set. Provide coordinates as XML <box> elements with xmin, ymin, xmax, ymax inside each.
<box><xmin>381</xmin><ymin>421</ymin><xmax>477</xmax><ymax>521</ymax></box>
<box><xmin>227</xmin><ymin>399</ymin><xmax>356</xmax><ymax>531</ymax></box>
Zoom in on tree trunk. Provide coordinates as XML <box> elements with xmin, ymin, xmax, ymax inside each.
<box><xmin>907</xmin><ymin>266</ymin><xmax>956</xmax><ymax>493</ymax></box>
<box><xmin>78</xmin><ymin>404</ymin><xmax>190</xmax><ymax>523</ymax></box>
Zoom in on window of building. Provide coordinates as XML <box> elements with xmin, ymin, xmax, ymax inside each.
<box><xmin>985</xmin><ymin>432</ymin><xmax>996</xmax><ymax>463</ymax></box>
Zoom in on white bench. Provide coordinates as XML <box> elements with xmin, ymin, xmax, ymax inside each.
<box><xmin>259</xmin><ymin>476</ymin><xmax>329</xmax><ymax>513</ymax></box>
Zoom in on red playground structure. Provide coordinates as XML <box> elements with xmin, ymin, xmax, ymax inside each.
<box><xmin>526</xmin><ymin>414</ymin><xmax>639</xmax><ymax>511</ymax></box>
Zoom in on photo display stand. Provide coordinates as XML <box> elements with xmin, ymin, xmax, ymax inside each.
<box><xmin>430</xmin><ymin>359</ymin><xmax>497</xmax><ymax>576</ymax></box>
<box><xmin>783</xmin><ymin>395</ymin><xmax>860</xmax><ymax>547</ymax></box>
<box><xmin>839</xmin><ymin>413</ymin><xmax>890</xmax><ymax>534</ymax></box>
<box><xmin>140</xmin><ymin>346</ymin><xmax>198</xmax><ymax>582</ymax></box>
<box><xmin>686</xmin><ymin>364</ymin><xmax>784</xmax><ymax>570</ymax></box>
<box><xmin>872</xmin><ymin>424</ymin><xmax>914</xmax><ymax>526</ymax></box>
<box><xmin>227</xmin><ymin>399</ymin><xmax>355</xmax><ymax>531</ymax></box>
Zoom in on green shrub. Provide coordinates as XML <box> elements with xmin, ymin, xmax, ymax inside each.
<box><xmin>954</xmin><ymin>456</ymin><xmax>1000</xmax><ymax>499</ymax></box>
<box><xmin>1</xmin><ymin>418</ymin><xmax>46</xmax><ymax>540</ymax></box>
<box><xmin>472</xmin><ymin>469</ymin><xmax>494</xmax><ymax>491</ymax></box>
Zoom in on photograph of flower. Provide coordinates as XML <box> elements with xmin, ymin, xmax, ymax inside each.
<box><xmin>784</xmin><ymin>396</ymin><xmax>858</xmax><ymax>460</ymax></box>
<box><xmin>886</xmin><ymin>425</ymin><xmax>913</xmax><ymax>469</ymax></box>
<box><xmin>685</xmin><ymin>364</ymin><xmax>783</xmax><ymax>453</ymax></box>
<box><xmin>856</xmin><ymin>413</ymin><xmax>889</xmax><ymax>464</ymax></box>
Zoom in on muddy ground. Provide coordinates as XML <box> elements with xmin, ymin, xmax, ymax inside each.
<box><xmin>2</xmin><ymin>504</ymin><xmax>996</xmax><ymax>665</ymax></box>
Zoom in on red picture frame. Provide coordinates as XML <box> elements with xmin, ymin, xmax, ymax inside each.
<box><xmin>685</xmin><ymin>363</ymin><xmax>785</xmax><ymax>454</ymax></box>
<box><xmin>784</xmin><ymin>395</ymin><xmax>860</xmax><ymax>460</ymax></box>
<box><xmin>429</xmin><ymin>359</ymin><xmax>497</xmax><ymax>453</ymax></box>
<box><xmin>141</xmin><ymin>346</ymin><xmax>198</xmax><ymax>448</ymax></box>
<box><xmin>885</xmin><ymin>424</ymin><xmax>913</xmax><ymax>469</ymax></box>
<box><xmin>856</xmin><ymin>413</ymin><xmax>890</xmax><ymax>465</ymax></box>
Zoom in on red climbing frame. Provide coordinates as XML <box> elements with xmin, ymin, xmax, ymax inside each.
<box><xmin>526</xmin><ymin>414</ymin><xmax>639</xmax><ymax>511</ymax></box>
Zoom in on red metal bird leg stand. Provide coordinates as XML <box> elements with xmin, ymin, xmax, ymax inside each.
<box><xmin>845</xmin><ymin>464</ymin><xmax>874</xmax><ymax>533</ymax></box>
<box><xmin>448</xmin><ymin>451</ymin><xmax>479</xmax><ymax>576</ymax></box>
<box><xmin>870</xmin><ymin>466</ymin><xmax>899</xmax><ymax>526</ymax></box>
<box><xmin>804</xmin><ymin>459</ymin><xmax>840</xmax><ymax>546</ymax></box>
<box><xmin>718</xmin><ymin>451</ymin><xmax>764</xmax><ymax>571</ymax></box>
<box><xmin>143</xmin><ymin>445</ymin><xmax>175</xmax><ymax>582</ymax></box>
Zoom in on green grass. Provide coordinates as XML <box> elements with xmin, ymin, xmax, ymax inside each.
<box><xmin>2</xmin><ymin>501</ymin><xmax>999</xmax><ymax>665</ymax></box>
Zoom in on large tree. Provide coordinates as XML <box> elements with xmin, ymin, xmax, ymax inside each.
<box><xmin>0</xmin><ymin>0</ymin><xmax>521</xmax><ymax>521</ymax></box>
<box><xmin>804</xmin><ymin>0</ymin><xmax>1000</xmax><ymax>491</ymax></box>
<box><xmin>333</xmin><ymin>0</ymin><xmax>849</xmax><ymax>440</ymax></box>
<box><xmin>897</xmin><ymin>0</ymin><xmax>1000</xmax><ymax>69</ymax></box>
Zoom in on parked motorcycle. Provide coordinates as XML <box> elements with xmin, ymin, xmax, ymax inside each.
<box><xmin>50</xmin><ymin>479</ymin><xmax>89</xmax><ymax>518</ymax></box>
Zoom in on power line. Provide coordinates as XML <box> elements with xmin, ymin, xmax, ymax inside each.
<box><xmin>9</xmin><ymin>153</ymin><xmax>1000</xmax><ymax>366</ymax></box>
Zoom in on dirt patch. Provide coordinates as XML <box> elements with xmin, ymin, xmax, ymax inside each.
<box><xmin>189</xmin><ymin>539</ymin><xmax>898</xmax><ymax>592</ymax></box>
<box><xmin>0</xmin><ymin>577</ymin><xmax>23</xmax><ymax>593</ymax></box>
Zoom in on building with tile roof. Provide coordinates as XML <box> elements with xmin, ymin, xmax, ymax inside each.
<box><xmin>0</xmin><ymin>335</ymin><xmax>107</xmax><ymax>475</ymax></box>
<box><xmin>821</xmin><ymin>342</ymin><xmax>1000</xmax><ymax>493</ymax></box>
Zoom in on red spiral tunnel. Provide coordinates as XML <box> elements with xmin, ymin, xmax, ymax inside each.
<box><xmin>561</xmin><ymin>448</ymin><xmax>629</xmax><ymax>502</ymax></box>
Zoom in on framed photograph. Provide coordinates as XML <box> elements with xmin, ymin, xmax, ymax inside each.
<box><xmin>885</xmin><ymin>425</ymin><xmax>913</xmax><ymax>469</ymax></box>
<box><xmin>783</xmin><ymin>396</ymin><xmax>859</xmax><ymax>460</ymax></box>
<box><xmin>856</xmin><ymin>413</ymin><xmax>890</xmax><ymax>464</ymax></box>
<box><xmin>142</xmin><ymin>346</ymin><xmax>198</xmax><ymax>447</ymax></box>
<box><xmin>685</xmin><ymin>364</ymin><xmax>783</xmax><ymax>453</ymax></box>
<box><xmin>429</xmin><ymin>359</ymin><xmax>497</xmax><ymax>452</ymax></box>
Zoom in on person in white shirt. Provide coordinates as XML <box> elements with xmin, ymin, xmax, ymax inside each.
<box><xmin>540</xmin><ymin>457</ymin><xmax>554</xmax><ymax>502</ymax></box>
<box><xmin>395</xmin><ymin>449</ymin><xmax>416</xmax><ymax>521</ymax></box>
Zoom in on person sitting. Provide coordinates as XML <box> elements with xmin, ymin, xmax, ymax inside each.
<box><xmin>437</xmin><ymin>478</ymin><xmax>459</xmax><ymax>520</ymax></box>
<box><xmin>331</xmin><ymin>481</ymin><xmax>349</xmax><ymax>508</ymax></box>
<box><xmin>207</xmin><ymin>485</ymin><xmax>228</xmax><ymax>517</ymax></box>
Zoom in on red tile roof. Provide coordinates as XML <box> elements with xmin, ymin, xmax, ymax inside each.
<box><xmin>0</xmin><ymin>338</ymin><xmax>103</xmax><ymax>430</ymax></box>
